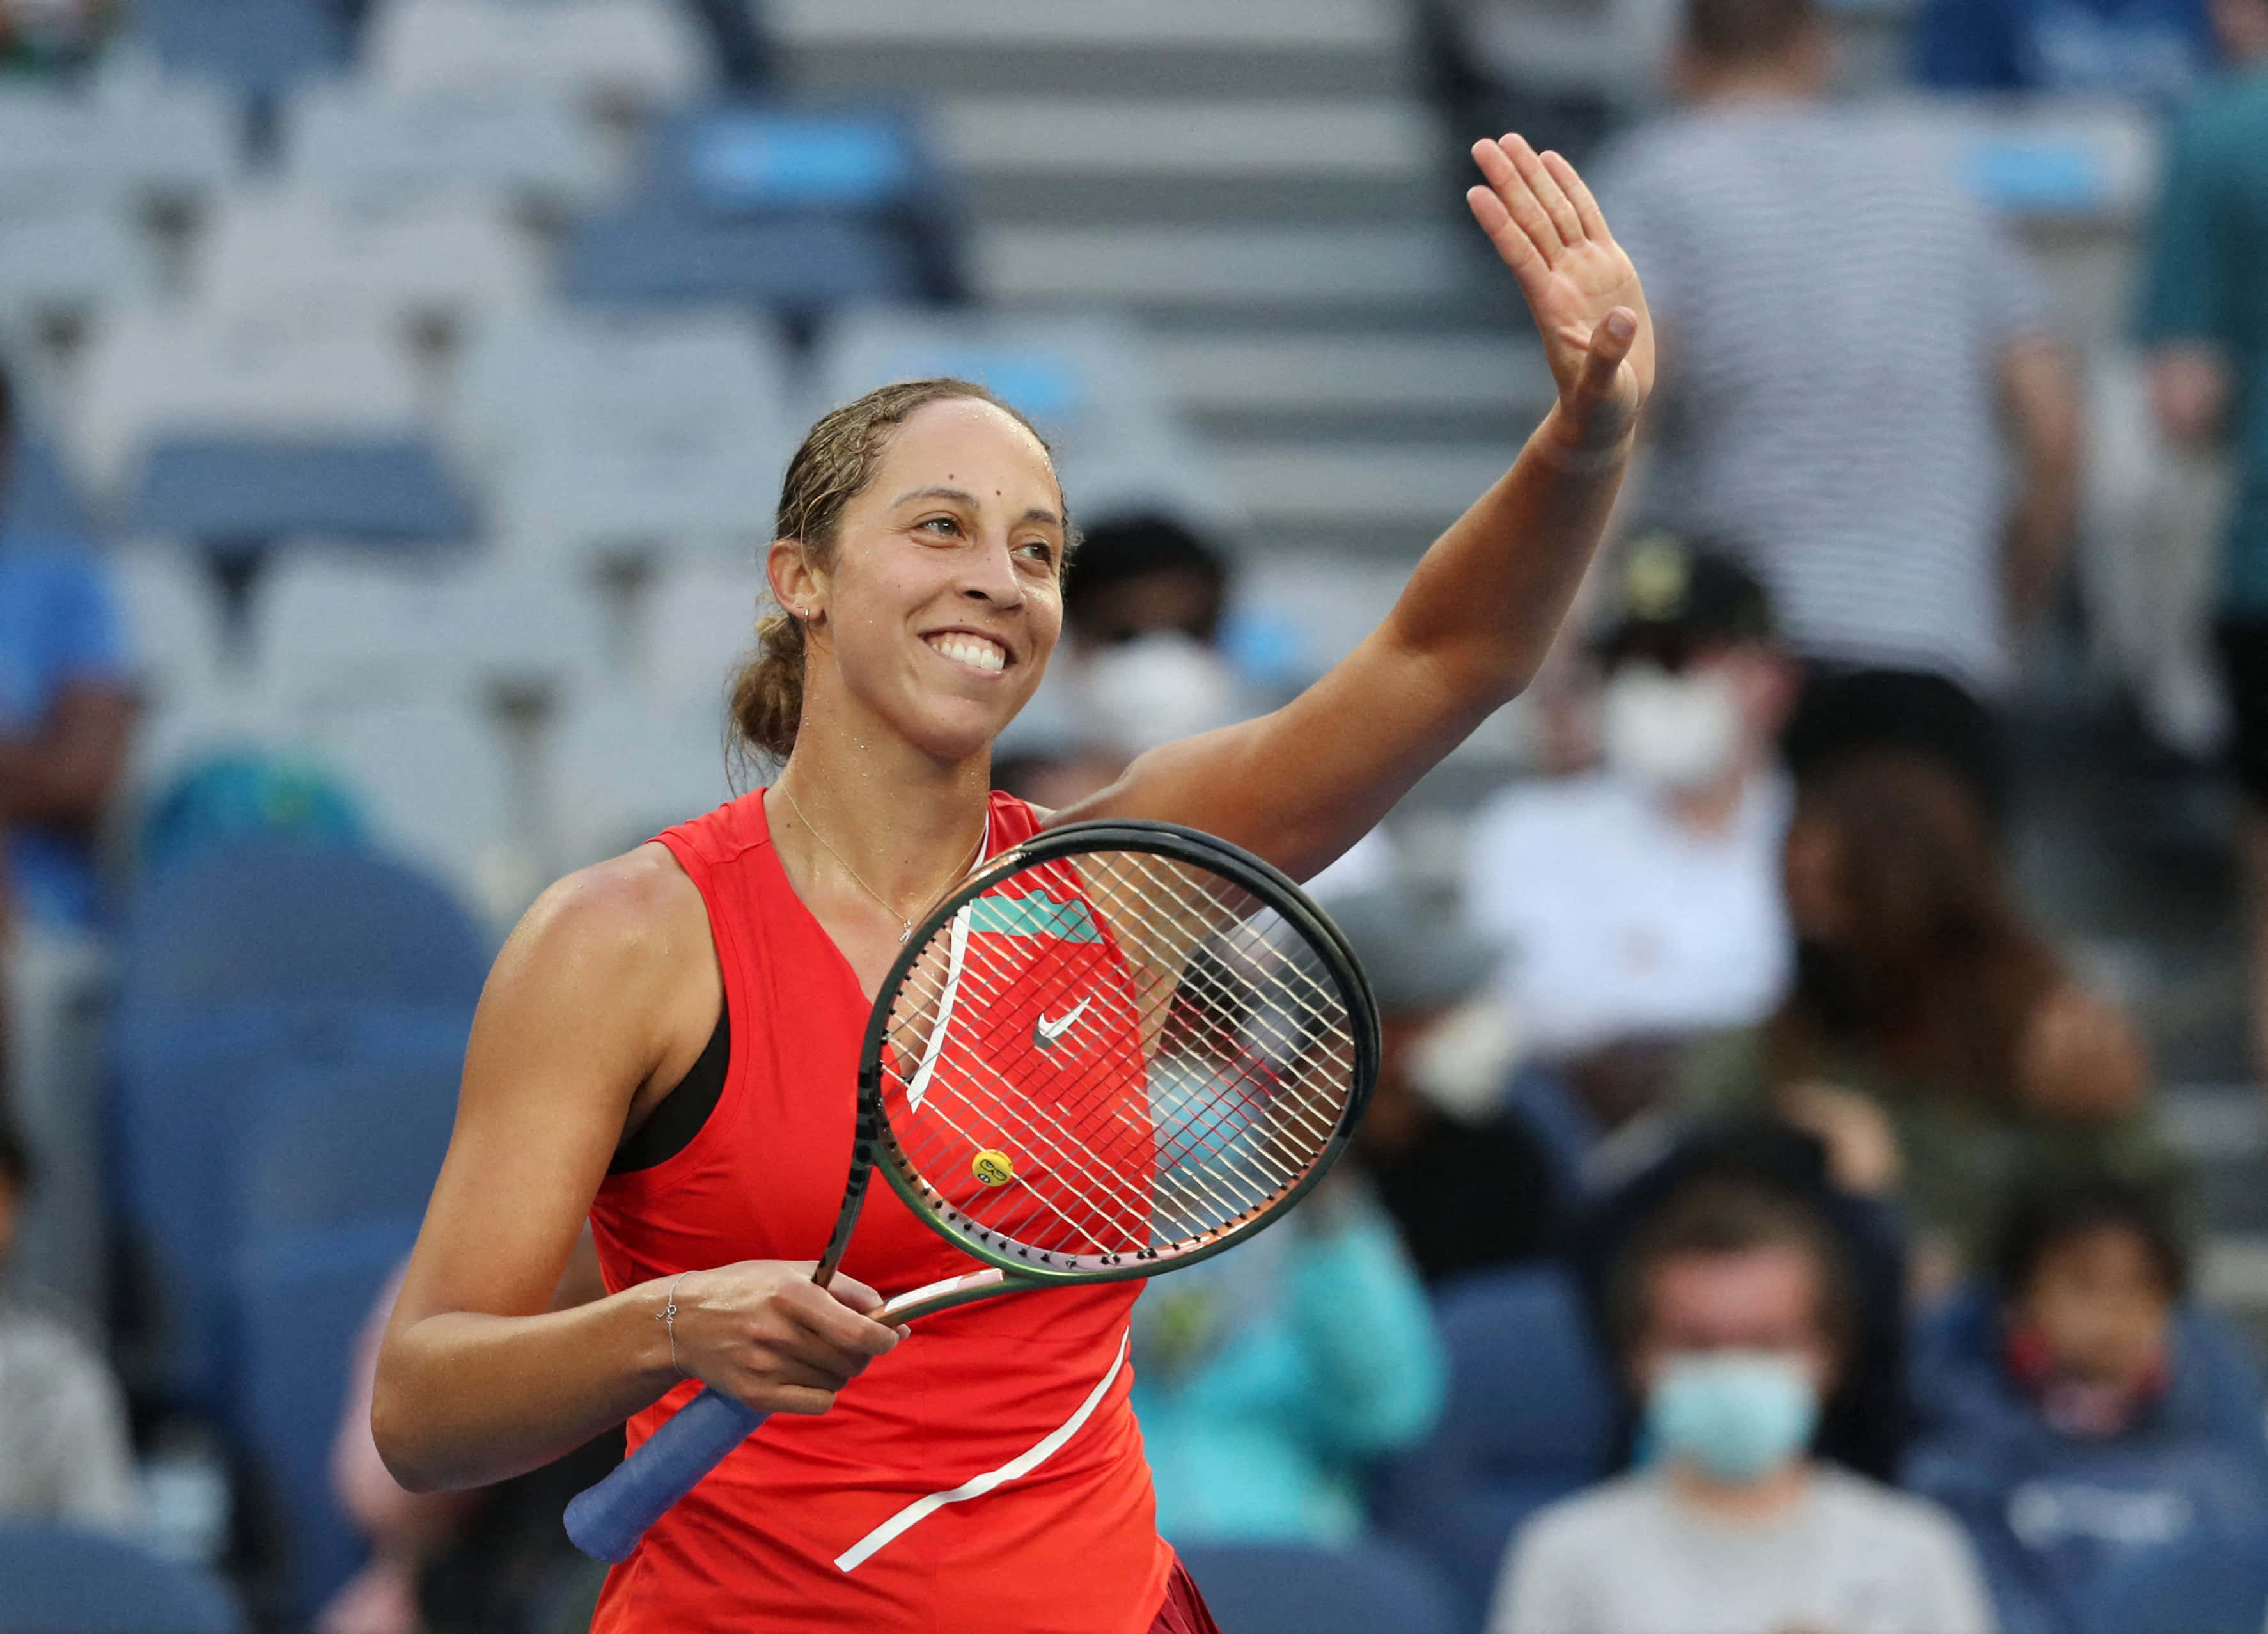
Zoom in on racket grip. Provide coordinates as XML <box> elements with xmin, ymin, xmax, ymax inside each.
<box><xmin>564</xmin><ymin>1387</ymin><xmax>766</xmax><ymax>1563</ymax></box>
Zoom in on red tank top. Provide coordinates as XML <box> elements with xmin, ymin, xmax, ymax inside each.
<box><xmin>588</xmin><ymin>790</ymin><xmax>1172</xmax><ymax>1633</ymax></box>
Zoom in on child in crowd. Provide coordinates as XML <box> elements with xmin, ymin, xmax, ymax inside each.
<box><xmin>1491</xmin><ymin>1172</ymin><xmax>1991</xmax><ymax>1634</ymax></box>
<box><xmin>1904</xmin><ymin>1175</ymin><xmax>2268</xmax><ymax>1634</ymax></box>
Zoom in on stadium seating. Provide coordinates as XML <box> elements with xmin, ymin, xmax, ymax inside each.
<box><xmin>109</xmin><ymin>842</ymin><xmax>485</xmax><ymax>1406</ymax></box>
<box><xmin>365</xmin><ymin>0</ymin><xmax>710</xmax><ymax>109</ymax></box>
<box><xmin>2079</xmin><ymin>1515</ymin><xmax>2268</xmax><ymax>1634</ymax></box>
<box><xmin>284</xmin><ymin>84</ymin><xmax>616</xmax><ymax>217</ymax></box>
<box><xmin>811</xmin><ymin>307</ymin><xmax>1224</xmax><ymax>519</ymax></box>
<box><xmin>1175</xmin><ymin>1539</ymin><xmax>1461</xmax><ymax>1634</ymax></box>
<box><xmin>558</xmin><ymin>206</ymin><xmax>924</xmax><ymax>315</ymax></box>
<box><xmin>130</xmin><ymin>439</ymin><xmax>476</xmax><ymax>547</ymax></box>
<box><xmin>230</xmin><ymin>1053</ymin><xmax>460</xmax><ymax>1618</ymax></box>
<box><xmin>0</xmin><ymin>207</ymin><xmax>162</xmax><ymax>338</ymax></box>
<box><xmin>1377</xmin><ymin>1264</ymin><xmax>1620</xmax><ymax>1630</ymax></box>
<box><xmin>2</xmin><ymin>434</ymin><xmax>98</xmax><ymax>543</ymax></box>
<box><xmin>0</xmin><ymin>74</ymin><xmax>239</xmax><ymax>213</ymax></box>
<box><xmin>73</xmin><ymin>304</ymin><xmax>425</xmax><ymax>500</ymax></box>
<box><xmin>134</xmin><ymin>0</ymin><xmax>352</xmax><ymax>107</ymax></box>
<box><xmin>0</xmin><ymin>1524</ymin><xmax>245</xmax><ymax>1634</ymax></box>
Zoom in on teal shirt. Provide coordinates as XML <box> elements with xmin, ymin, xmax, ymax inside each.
<box><xmin>1129</xmin><ymin>1211</ymin><xmax>1444</xmax><ymax>1545</ymax></box>
<box><xmin>2137</xmin><ymin>66</ymin><xmax>2268</xmax><ymax>611</ymax></box>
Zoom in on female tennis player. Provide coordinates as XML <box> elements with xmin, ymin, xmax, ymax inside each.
<box><xmin>372</xmin><ymin>136</ymin><xmax>1652</xmax><ymax>1632</ymax></box>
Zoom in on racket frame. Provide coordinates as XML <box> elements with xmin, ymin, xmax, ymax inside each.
<box><xmin>843</xmin><ymin>819</ymin><xmax>1379</xmax><ymax>1317</ymax></box>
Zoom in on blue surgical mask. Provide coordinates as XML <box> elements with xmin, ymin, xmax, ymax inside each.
<box><xmin>1645</xmin><ymin>1351</ymin><xmax>1819</xmax><ymax>1483</ymax></box>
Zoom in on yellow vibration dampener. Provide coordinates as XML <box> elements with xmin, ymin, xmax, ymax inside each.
<box><xmin>972</xmin><ymin>1149</ymin><xmax>1015</xmax><ymax>1187</ymax></box>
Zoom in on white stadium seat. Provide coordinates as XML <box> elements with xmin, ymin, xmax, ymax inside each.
<box><xmin>72</xmin><ymin>304</ymin><xmax>425</xmax><ymax>500</ymax></box>
<box><xmin>192</xmin><ymin>187</ymin><xmax>544</xmax><ymax>340</ymax></box>
<box><xmin>366</xmin><ymin>0</ymin><xmax>708</xmax><ymax>110</ymax></box>
<box><xmin>0</xmin><ymin>207</ymin><xmax>160</xmax><ymax>331</ymax></box>
<box><xmin>284</xmin><ymin>83</ymin><xmax>616</xmax><ymax>217</ymax></box>
<box><xmin>549</xmin><ymin>687</ymin><xmax>738</xmax><ymax>870</ymax></box>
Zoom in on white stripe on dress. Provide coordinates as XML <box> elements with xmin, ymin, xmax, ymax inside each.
<box><xmin>832</xmin><ymin>1332</ymin><xmax>1130</xmax><ymax>1573</ymax></box>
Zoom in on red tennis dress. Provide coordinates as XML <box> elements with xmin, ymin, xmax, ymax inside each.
<box><xmin>588</xmin><ymin>789</ymin><xmax>1178</xmax><ymax>1633</ymax></box>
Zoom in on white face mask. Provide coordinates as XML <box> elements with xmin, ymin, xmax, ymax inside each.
<box><xmin>1078</xmin><ymin>632</ymin><xmax>1248</xmax><ymax>757</ymax></box>
<box><xmin>1599</xmin><ymin>663</ymin><xmax>1745</xmax><ymax>793</ymax></box>
<box><xmin>1405</xmin><ymin>996</ymin><xmax>1524</xmax><ymax>1122</ymax></box>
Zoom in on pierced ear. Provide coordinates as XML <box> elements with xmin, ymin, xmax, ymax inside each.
<box><xmin>767</xmin><ymin>536</ymin><xmax>827</xmax><ymax>624</ymax></box>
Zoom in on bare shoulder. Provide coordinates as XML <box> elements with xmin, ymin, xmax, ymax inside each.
<box><xmin>480</xmin><ymin>843</ymin><xmax>716</xmax><ymax>1046</ymax></box>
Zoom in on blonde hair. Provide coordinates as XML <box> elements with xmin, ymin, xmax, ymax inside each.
<box><xmin>730</xmin><ymin>377</ymin><xmax>1063</xmax><ymax>764</ymax></box>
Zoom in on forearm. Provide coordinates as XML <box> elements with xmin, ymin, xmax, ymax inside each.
<box><xmin>374</xmin><ymin>1279</ymin><xmax>680</xmax><ymax>1492</ymax></box>
<box><xmin>1389</xmin><ymin>405</ymin><xmax>1633</xmax><ymax>704</ymax></box>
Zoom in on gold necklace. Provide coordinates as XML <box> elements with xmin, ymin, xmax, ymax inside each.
<box><xmin>776</xmin><ymin>784</ymin><xmax>986</xmax><ymax>943</ymax></box>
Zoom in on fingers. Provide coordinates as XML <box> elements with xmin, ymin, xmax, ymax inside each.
<box><xmin>1466</xmin><ymin>183</ymin><xmax>1542</xmax><ymax>280</ymax></box>
<box><xmin>1501</xmin><ymin>134</ymin><xmax>1584</xmax><ymax>249</ymax></box>
<box><xmin>781</xmin><ymin>1277</ymin><xmax>902</xmax><ymax>1358</ymax></box>
<box><xmin>1540</xmin><ymin>148</ymin><xmax>1612</xmax><ymax>244</ymax></box>
<box><xmin>1469</xmin><ymin>137</ymin><xmax>1561</xmax><ymax>267</ymax></box>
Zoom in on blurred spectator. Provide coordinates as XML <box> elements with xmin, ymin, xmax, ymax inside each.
<box><xmin>322</xmin><ymin>1236</ymin><xmax>610</xmax><ymax>1634</ymax></box>
<box><xmin>997</xmin><ymin>512</ymin><xmax>1253</xmax><ymax>810</ymax></box>
<box><xmin>0</xmin><ymin>0</ymin><xmax>111</xmax><ymax>77</ymax></box>
<box><xmin>1334</xmin><ymin>887</ymin><xmax>1564</xmax><ymax>1285</ymax></box>
<box><xmin>1904</xmin><ymin>1173</ymin><xmax>2268</xmax><ymax>1634</ymax></box>
<box><xmin>1574</xmin><ymin>1124</ymin><xmax>1911</xmax><ymax>1480</ymax></box>
<box><xmin>0</xmin><ymin>361</ymin><xmax>134</xmax><ymax>933</ymax></box>
<box><xmin>1597</xmin><ymin>0</ymin><xmax>2080</xmax><ymax>818</ymax></box>
<box><xmin>1686</xmin><ymin>751</ymin><xmax>2161</xmax><ymax>1282</ymax></box>
<box><xmin>1464</xmin><ymin>536</ymin><xmax>1794</xmax><ymax>1096</ymax></box>
<box><xmin>2136</xmin><ymin>0</ymin><xmax>2268</xmax><ymax>1078</ymax></box>
<box><xmin>0</xmin><ymin>1120</ymin><xmax>137</xmax><ymax>1528</ymax></box>
<box><xmin>1914</xmin><ymin>0</ymin><xmax>2216</xmax><ymax>99</ymax></box>
<box><xmin>1489</xmin><ymin>1172</ymin><xmax>1993</xmax><ymax>1634</ymax></box>
<box><xmin>1129</xmin><ymin>1168</ymin><xmax>1444</xmax><ymax>1545</ymax></box>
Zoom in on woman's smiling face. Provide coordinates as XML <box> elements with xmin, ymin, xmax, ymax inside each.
<box><xmin>776</xmin><ymin>396</ymin><xmax>1068</xmax><ymax>765</ymax></box>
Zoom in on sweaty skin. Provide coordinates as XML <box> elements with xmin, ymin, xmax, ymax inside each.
<box><xmin>373</xmin><ymin>134</ymin><xmax>1654</xmax><ymax>1494</ymax></box>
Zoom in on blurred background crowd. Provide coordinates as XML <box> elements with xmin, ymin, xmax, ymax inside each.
<box><xmin>0</xmin><ymin>0</ymin><xmax>2265</xmax><ymax>1628</ymax></box>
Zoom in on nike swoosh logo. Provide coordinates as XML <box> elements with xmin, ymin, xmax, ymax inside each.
<box><xmin>1033</xmin><ymin>996</ymin><xmax>1093</xmax><ymax>1049</ymax></box>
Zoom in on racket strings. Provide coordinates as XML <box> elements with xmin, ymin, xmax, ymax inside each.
<box><xmin>881</xmin><ymin>849</ymin><xmax>1360</xmax><ymax>1262</ymax></box>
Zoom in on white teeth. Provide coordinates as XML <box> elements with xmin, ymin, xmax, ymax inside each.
<box><xmin>928</xmin><ymin>635</ymin><xmax>1006</xmax><ymax>673</ymax></box>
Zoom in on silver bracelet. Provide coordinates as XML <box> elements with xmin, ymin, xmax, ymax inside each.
<box><xmin>656</xmin><ymin>1271</ymin><xmax>690</xmax><ymax>1376</ymax></box>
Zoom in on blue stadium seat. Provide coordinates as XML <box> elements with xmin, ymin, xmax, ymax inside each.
<box><xmin>2</xmin><ymin>434</ymin><xmax>97</xmax><ymax>542</ymax></box>
<box><xmin>130</xmin><ymin>438</ymin><xmax>476</xmax><ymax>547</ymax></box>
<box><xmin>0</xmin><ymin>1523</ymin><xmax>244</xmax><ymax>1633</ymax></box>
<box><xmin>228</xmin><ymin>1054</ymin><xmax>460</xmax><ymax>1619</ymax></box>
<box><xmin>1375</xmin><ymin>1265</ymin><xmax>1619</xmax><ymax>1631</ymax></box>
<box><xmin>110</xmin><ymin>844</ymin><xmax>483</xmax><ymax>1405</ymax></box>
<box><xmin>1175</xmin><ymin>1540</ymin><xmax>1460</xmax><ymax>1634</ymax></box>
<box><xmin>2078</xmin><ymin>1516</ymin><xmax>2268</xmax><ymax>1634</ymax></box>
<box><xmin>635</xmin><ymin>102</ymin><xmax>962</xmax><ymax>299</ymax></box>
<box><xmin>559</xmin><ymin>208</ymin><xmax>923</xmax><ymax>314</ymax></box>
<box><xmin>136</xmin><ymin>0</ymin><xmax>350</xmax><ymax>104</ymax></box>
<box><xmin>116</xmin><ymin>841</ymin><xmax>488</xmax><ymax>1010</ymax></box>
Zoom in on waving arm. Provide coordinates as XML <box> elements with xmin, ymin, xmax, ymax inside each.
<box><xmin>1060</xmin><ymin>137</ymin><xmax>1654</xmax><ymax>878</ymax></box>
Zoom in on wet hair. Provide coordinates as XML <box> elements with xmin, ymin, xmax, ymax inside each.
<box><xmin>1607</xmin><ymin>1172</ymin><xmax>1859</xmax><ymax>1364</ymax></box>
<box><xmin>1060</xmin><ymin>512</ymin><xmax>1228</xmax><ymax>643</ymax></box>
<box><xmin>1993</xmin><ymin>1172</ymin><xmax>2188</xmax><ymax>1302</ymax></box>
<box><xmin>1685</xmin><ymin>0</ymin><xmax>1818</xmax><ymax>61</ymax></box>
<box><xmin>1773</xmin><ymin>750</ymin><xmax>2062</xmax><ymax>1104</ymax></box>
<box><xmin>727</xmin><ymin>377</ymin><xmax>1065</xmax><ymax>766</ymax></box>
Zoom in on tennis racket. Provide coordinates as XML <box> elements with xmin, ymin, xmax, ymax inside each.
<box><xmin>564</xmin><ymin>817</ymin><xmax>1377</xmax><ymax>1563</ymax></box>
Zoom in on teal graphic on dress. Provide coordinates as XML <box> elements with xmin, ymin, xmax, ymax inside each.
<box><xmin>966</xmin><ymin>892</ymin><xmax>1101</xmax><ymax>943</ymax></box>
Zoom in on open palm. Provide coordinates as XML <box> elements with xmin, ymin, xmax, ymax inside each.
<box><xmin>1467</xmin><ymin>135</ymin><xmax>1654</xmax><ymax>453</ymax></box>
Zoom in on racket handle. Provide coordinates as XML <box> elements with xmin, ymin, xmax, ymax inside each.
<box><xmin>564</xmin><ymin>1387</ymin><xmax>766</xmax><ymax>1562</ymax></box>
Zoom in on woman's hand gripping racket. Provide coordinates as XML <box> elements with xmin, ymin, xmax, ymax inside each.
<box><xmin>565</xmin><ymin>819</ymin><xmax>1378</xmax><ymax>1562</ymax></box>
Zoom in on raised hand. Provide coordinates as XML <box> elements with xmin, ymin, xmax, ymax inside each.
<box><xmin>1467</xmin><ymin>134</ymin><xmax>1654</xmax><ymax>456</ymax></box>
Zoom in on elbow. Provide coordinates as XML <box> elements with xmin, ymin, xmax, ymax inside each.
<box><xmin>370</xmin><ymin>1363</ymin><xmax>457</xmax><ymax>1495</ymax></box>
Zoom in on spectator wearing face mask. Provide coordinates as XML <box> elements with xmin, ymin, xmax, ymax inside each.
<box><xmin>1333</xmin><ymin>887</ymin><xmax>1565</xmax><ymax>1284</ymax></box>
<box><xmin>1463</xmin><ymin>537</ymin><xmax>1797</xmax><ymax>1139</ymax></box>
<box><xmin>1902</xmin><ymin>1175</ymin><xmax>2268</xmax><ymax>1634</ymax></box>
<box><xmin>1489</xmin><ymin>1174</ymin><xmax>1993</xmax><ymax>1634</ymax></box>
